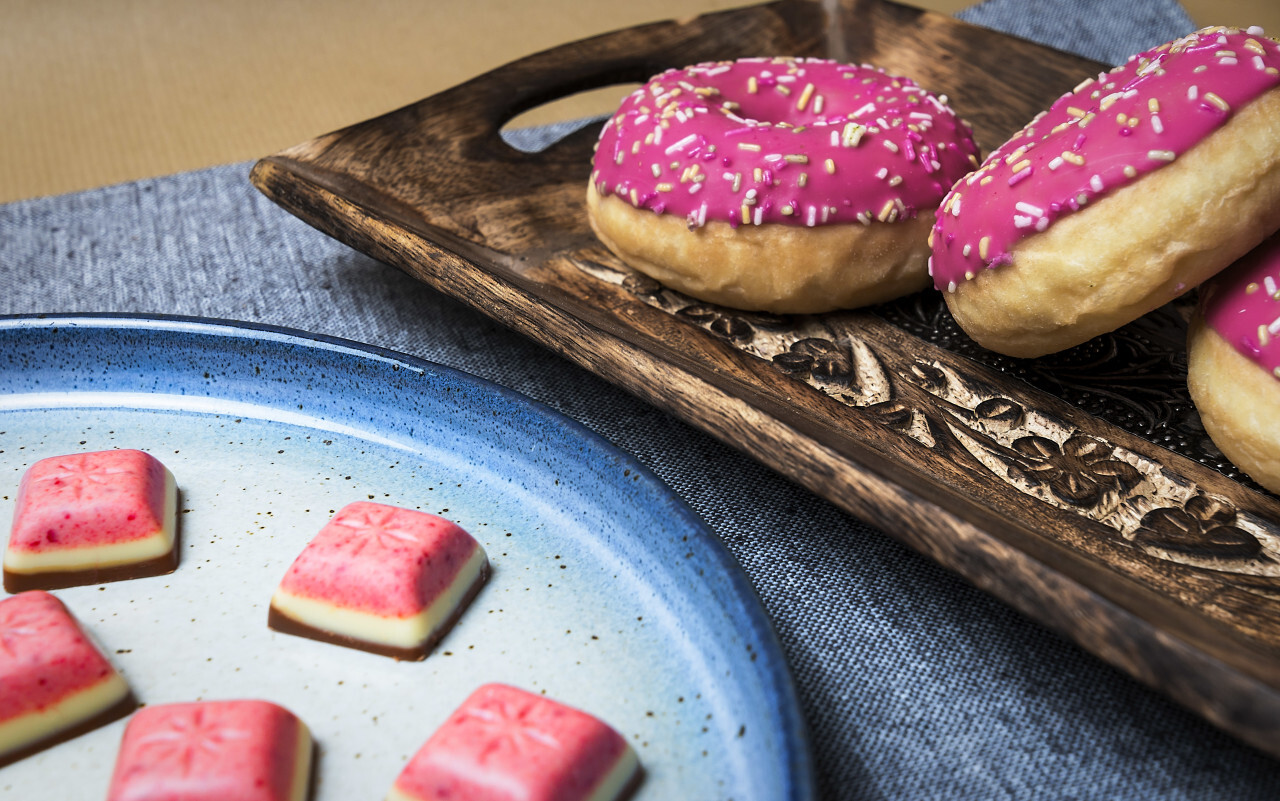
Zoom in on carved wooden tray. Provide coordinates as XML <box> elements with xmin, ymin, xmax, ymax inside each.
<box><xmin>250</xmin><ymin>0</ymin><xmax>1280</xmax><ymax>758</ymax></box>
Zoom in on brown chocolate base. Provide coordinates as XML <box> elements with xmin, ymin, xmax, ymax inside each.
<box><xmin>0</xmin><ymin>689</ymin><xmax>137</xmax><ymax>769</ymax></box>
<box><xmin>3</xmin><ymin>536</ymin><xmax>181</xmax><ymax>594</ymax></box>
<box><xmin>267</xmin><ymin>560</ymin><xmax>490</xmax><ymax>661</ymax></box>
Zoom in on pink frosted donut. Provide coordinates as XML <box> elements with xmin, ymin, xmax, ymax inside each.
<box><xmin>1189</xmin><ymin>232</ymin><xmax>1280</xmax><ymax>493</ymax></box>
<box><xmin>930</xmin><ymin>27</ymin><xmax>1280</xmax><ymax>358</ymax></box>
<box><xmin>587</xmin><ymin>57</ymin><xmax>979</xmax><ymax>313</ymax></box>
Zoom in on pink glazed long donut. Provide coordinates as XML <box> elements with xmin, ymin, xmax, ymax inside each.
<box><xmin>1189</xmin><ymin>232</ymin><xmax>1280</xmax><ymax>493</ymax></box>
<box><xmin>587</xmin><ymin>57</ymin><xmax>979</xmax><ymax>314</ymax></box>
<box><xmin>929</xmin><ymin>27</ymin><xmax>1280</xmax><ymax>358</ymax></box>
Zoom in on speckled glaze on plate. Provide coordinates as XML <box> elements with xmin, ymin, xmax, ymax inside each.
<box><xmin>0</xmin><ymin>314</ymin><xmax>813</xmax><ymax>801</ymax></box>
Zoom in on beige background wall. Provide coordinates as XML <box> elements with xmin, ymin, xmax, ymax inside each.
<box><xmin>2</xmin><ymin>0</ymin><xmax>1276</xmax><ymax>204</ymax></box>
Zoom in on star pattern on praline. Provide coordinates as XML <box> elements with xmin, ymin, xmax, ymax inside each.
<box><xmin>132</xmin><ymin>707</ymin><xmax>251</xmax><ymax>777</ymax></box>
<box><xmin>461</xmin><ymin>697</ymin><xmax>564</xmax><ymax>764</ymax></box>
<box><xmin>332</xmin><ymin>506</ymin><xmax>431</xmax><ymax>557</ymax></box>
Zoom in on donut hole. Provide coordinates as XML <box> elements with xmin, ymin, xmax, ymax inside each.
<box><xmin>501</xmin><ymin>84</ymin><xmax>641</xmax><ymax>153</ymax></box>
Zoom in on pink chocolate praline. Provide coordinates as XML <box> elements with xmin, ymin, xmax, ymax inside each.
<box><xmin>387</xmin><ymin>684</ymin><xmax>641</xmax><ymax>801</ymax></box>
<box><xmin>106</xmin><ymin>700</ymin><xmax>313</xmax><ymax>801</ymax></box>
<box><xmin>4</xmin><ymin>448</ymin><xmax>178</xmax><ymax>591</ymax></box>
<box><xmin>0</xmin><ymin>590</ymin><xmax>135</xmax><ymax>767</ymax></box>
<box><xmin>591</xmin><ymin>57</ymin><xmax>978</xmax><ymax>229</ymax></box>
<box><xmin>268</xmin><ymin>501</ymin><xmax>489</xmax><ymax>660</ymax></box>
<box><xmin>1201</xmin><ymin>230</ymin><xmax>1280</xmax><ymax>376</ymax></box>
<box><xmin>929</xmin><ymin>27</ymin><xmax>1280</xmax><ymax>290</ymax></box>
<box><xmin>275</xmin><ymin>501</ymin><xmax>482</xmax><ymax>618</ymax></box>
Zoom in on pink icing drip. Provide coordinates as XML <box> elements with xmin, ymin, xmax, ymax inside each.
<box><xmin>591</xmin><ymin>57</ymin><xmax>978</xmax><ymax>229</ymax></box>
<box><xmin>1202</xmin><ymin>231</ymin><xmax>1280</xmax><ymax>378</ymax></box>
<box><xmin>278</xmin><ymin>501</ymin><xmax>480</xmax><ymax>618</ymax></box>
<box><xmin>930</xmin><ymin>28</ymin><xmax>1280</xmax><ymax>290</ymax></box>
<box><xmin>8</xmin><ymin>449</ymin><xmax>169</xmax><ymax>551</ymax></box>
<box><xmin>0</xmin><ymin>591</ymin><xmax>118</xmax><ymax>722</ymax></box>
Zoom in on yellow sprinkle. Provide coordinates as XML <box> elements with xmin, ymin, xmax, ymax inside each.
<box><xmin>1246</xmin><ymin>282</ymin><xmax>1260</xmax><ymax>295</ymax></box>
<box><xmin>784</xmin><ymin>154</ymin><xmax>809</xmax><ymax>164</ymax></box>
<box><xmin>1076</xmin><ymin>193</ymin><xmax>1089</xmax><ymax>206</ymax></box>
<box><xmin>1123</xmin><ymin>165</ymin><xmax>1136</xmax><ymax>178</ymax></box>
<box><xmin>980</xmin><ymin>175</ymin><xmax>993</xmax><ymax>186</ymax></box>
<box><xmin>824</xmin><ymin>158</ymin><xmax>836</xmax><ymax>174</ymax></box>
<box><xmin>615</xmin><ymin>152</ymin><xmax>625</xmax><ymax>165</ymax></box>
<box><xmin>1245</xmin><ymin>38</ymin><xmax>1267</xmax><ymax>55</ymax></box>
<box><xmin>1061</xmin><ymin>152</ymin><xmax>1085</xmax><ymax>166</ymax></box>
<box><xmin>1147</xmin><ymin>149</ymin><xmax>1176</xmax><ymax>161</ymax></box>
<box><xmin>737</xmin><ymin>143</ymin><xmax>761</xmax><ymax>152</ymax></box>
<box><xmin>797</xmin><ymin>83</ymin><xmax>815</xmax><ymax>111</ymax></box>
<box><xmin>1003</xmin><ymin>146</ymin><xmax>1028</xmax><ymax>165</ymax></box>
<box><xmin>1067</xmin><ymin>106</ymin><xmax>1087</xmax><ymax>118</ymax></box>
<box><xmin>1114</xmin><ymin>112</ymin><xmax>1128</xmax><ymax>125</ymax></box>
<box><xmin>1260</xmin><ymin>324</ymin><xmax>1270</xmax><ymax>347</ymax></box>
<box><xmin>978</xmin><ymin>236</ymin><xmax>991</xmax><ymax>261</ymax></box>
<box><xmin>888</xmin><ymin>175</ymin><xmax>903</xmax><ymax>187</ymax></box>
<box><xmin>1270</xmin><ymin>67</ymin><xmax>1280</xmax><ymax>76</ymax></box>
<box><xmin>1078</xmin><ymin>112</ymin><xmax>1095</xmax><ymax>128</ymax></box>
<box><xmin>741</xmin><ymin>203</ymin><xmax>751</xmax><ymax>221</ymax></box>
<box><xmin>775</xmin><ymin>84</ymin><xmax>791</xmax><ymax>95</ymax></box>
<box><xmin>754</xmin><ymin>167</ymin><xmax>763</xmax><ymax>183</ymax></box>
<box><xmin>1204</xmin><ymin>92</ymin><xmax>1230</xmax><ymax>112</ymax></box>
<box><xmin>630</xmin><ymin>188</ymin><xmax>640</xmax><ymax>206</ymax></box>
<box><xmin>1127</xmin><ymin>116</ymin><xmax>1139</xmax><ymax>128</ymax></box>
<box><xmin>798</xmin><ymin>173</ymin><xmax>808</xmax><ymax>187</ymax></box>
<box><xmin>877</xmin><ymin>200</ymin><xmax>898</xmax><ymax>222</ymax></box>
<box><xmin>1010</xmin><ymin>158</ymin><xmax>1031</xmax><ymax>173</ymax></box>
<box><xmin>632</xmin><ymin>141</ymin><xmax>641</xmax><ymax>155</ymax></box>
<box><xmin>883</xmin><ymin>141</ymin><xmax>900</xmax><ymax>154</ymax></box>
<box><xmin>732</xmin><ymin>173</ymin><xmax>742</xmax><ymax>192</ymax></box>
<box><xmin>781</xmin><ymin>205</ymin><xmax>794</xmax><ymax>215</ymax></box>
<box><xmin>1148</xmin><ymin>98</ymin><xmax>1160</xmax><ymax>113</ymax></box>
<box><xmin>656</xmin><ymin>183</ymin><xmax>673</xmax><ymax>192</ymax></box>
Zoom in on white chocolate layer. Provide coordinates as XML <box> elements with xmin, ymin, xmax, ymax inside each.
<box><xmin>289</xmin><ymin>719</ymin><xmax>313</xmax><ymax>801</ymax></box>
<box><xmin>0</xmin><ymin>671</ymin><xmax>130</xmax><ymax>759</ymax></box>
<box><xmin>383</xmin><ymin>741</ymin><xmax>639</xmax><ymax>801</ymax></box>
<box><xmin>3</xmin><ymin>469</ymin><xmax>177</xmax><ymax>574</ymax></box>
<box><xmin>270</xmin><ymin>546</ymin><xmax>487</xmax><ymax>650</ymax></box>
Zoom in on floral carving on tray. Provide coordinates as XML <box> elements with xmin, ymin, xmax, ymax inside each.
<box><xmin>572</xmin><ymin>253</ymin><xmax>1280</xmax><ymax>598</ymax></box>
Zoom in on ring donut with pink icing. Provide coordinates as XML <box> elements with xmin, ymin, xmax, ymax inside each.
<box><xmin>1189</xmin><ymin>231</ymin><xmax>1280</xmax><ymax>494</ymax></box>
<box><xmin>587</xmin><ymin>57</ymin><xmax>979</xmax><ymax>314</ymax></box>
<box><xmin>929</xmin><ymin>26</ymin><xmax>1280</xmax><ymax>358</ymax></box>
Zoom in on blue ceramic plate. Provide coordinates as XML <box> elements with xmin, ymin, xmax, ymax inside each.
<box><xmin>0</xmin><ymin>314</ymin><xmax>813</xmax><ymax>800</ymax></box>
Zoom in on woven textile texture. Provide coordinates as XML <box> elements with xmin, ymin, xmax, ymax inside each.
<box><xmin>4</xmin><ymin>2</ymin><xmax>1279</xmax><ymax>798</ymax></box>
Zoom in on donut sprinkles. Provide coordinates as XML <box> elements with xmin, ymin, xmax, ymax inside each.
<box><xmin>929</xmin><ymin>26</ymin><xmax>1280</xmax><ymax>293</ymax></box>
<box><xmin>590</xmin><ymin>57</ymin><xmax>979</xmax><ymax>232</ymax></box>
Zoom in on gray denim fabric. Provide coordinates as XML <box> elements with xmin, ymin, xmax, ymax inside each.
<box><xmin>4</xmin><ymin>2</ymin><xmax>1280</xmax><ymax>798</ymax></box>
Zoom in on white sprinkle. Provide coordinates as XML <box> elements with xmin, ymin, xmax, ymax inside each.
<box><xmin>689</xmin><ymin>182</ymin><xmax>703</xmax><ymax>194</ymax></box>
<box><xmin>754</xmin><ymin>207</ymin><xmax>763</xmax><ymax>225</ymax></box>
<box><xmin>1014</xmin><ymin>215</ymin><xmax>1034</xmax><ymax>229</ymax></box>
<box><xmin>1151</xmin><ymin>115</ymin><xmax>1163</xmax><ymax>134</ymax></box>
<box><xmin>830</xmin><ymin>130</ymin><xmax>839</xmax><ymax>147</ymax></box>
<box><xmin>745</xmin><ymin>188</ymin><xmax>758</xmax><ymax>200</ymax></box>
<box><xmin>947</xmin><ymin>281</ymin><xmax>957</xmax><ymax>293</ymax></box>
<box><xmin>1035</xmin><ymin>217</ymin><xmax>1049</xmax><ymax>232</ymax></box>
<box><xmin>950</xmin><ymin>196</ymin><xmax>961</xmax><ymax>216</ymax></box>
<box><xmin>1089</xmin><ymin>174</ymin><xmax>1104</xmax><ymax>193</ymax></box>
<box><xmin>1266</xmin><ymin>275</ymin><xmax>1277</xmax><ymax>297</ymax></box>
<box><xmin>883</xmin><ymin>140</ymin><xmax>899</xmax><ymax>153</ymax></box>
<box><xmin>856</xmin><ymin>212</ymin><xmax>871</xmax><ymax>225</ymax></box>
<box><xmin>1220</xmin><ymin>57</ymin><xmax>1238</xmax><ymax>66</ymax></box>
<box><xmin>1187</xmin><ymin>85</ymin><xmax>1198</xmax><ymax>100</ymax></box>
<box><xmin>962</xmin><ymin>244</ymin><xmax>971</xmax><ymax>257</ymax></box>
<box><xmin>1015</xmin><ymin>201</ymin><xmax>1044</xmax><ymax>216</ymax></box>
<box><xmin>1048</xmin><ymin>156</ymin><xmax>1064</xmax><ymax>171</ymax></box>
<box><xmin>821</xmin><ymin>207</ymin><xmax>830</xmax><ymax>223</ymax></box>
<box><xmin>853</xmin><ymin>102</ymin><xmax>876</xmax><ymax>117</ymax></box>
<box><xmin>634</xmin><ymin>114</ymin><xmax>649</xmax><ymax>125</ymax></box>
<box><xmin>1269</xmin><ymin>316</ymin><xmax>1280</xmax><ymax>336</ymax></box>
<box><xmin>698</xmin><ymin>203</ymin><xmax>707</xmax><ymax>226</ymax></box>
<box><xmin>807</xmin><ymin>206</ymin><xmax>817</xmax><ymax>227</ymax></box>
<box><xmin>1257</xmin><ymin>55</ymin><xmax>1269</xmax><ymax>71</ymax></box>
<box><xmin>1248</xmin><ymin>25</ymin><xmax>1265</xmax><ymax>35</ymax></box>
<box><xmin>665</xmin><ymin>134</ymin><xmax>697</xmax><ymax>155</ymax></box>
<box><xmin>875</xmin><ymin>167</ymin><xmax>889</xmax><ymax>179</ymax></box>
<box><xmin>652</xmin><ymin>127</ymin><xmax>663</xmax><ymax>146</ymax></box>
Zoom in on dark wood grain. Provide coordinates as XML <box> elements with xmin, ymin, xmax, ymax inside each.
<box><xmin>250</xmin><ymin>0</ymin><xmax>1280</xmax><ymax>757</ymax></box>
